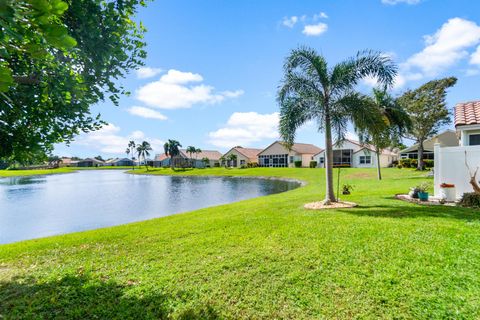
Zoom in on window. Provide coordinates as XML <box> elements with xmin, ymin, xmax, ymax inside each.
<box><xmin>470</xmin><ymin>134</ymin><xmax>480</xmax><ymax>146</ymax></box>
<box><xmin>359</xmin><ymin>156</ymin><xmax>371</xmax><ymax>164</ymax></box>
<box><xmin>240</xmin><ymin>160</ymin><xmax>245</xmax><ymax>165</ymax></box>
<box><xmin>319</xmin><ymin>157</ymin><xmax>324</xmax><ymax>164</ymax></box>
<box><xmin>289</xmin><ymin>156</ymin><xmax>294</xmax><ymax>163</ymax></box>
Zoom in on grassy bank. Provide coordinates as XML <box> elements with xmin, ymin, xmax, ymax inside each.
<box><xmin>1</xmin><ymin>168</ymin><xmax>479</xmax><ymax>319</ymax></box>
<box><xmin>0</xmin><ymin>167</ymin><xmax>75</xmax><ymax>178</ymax></box>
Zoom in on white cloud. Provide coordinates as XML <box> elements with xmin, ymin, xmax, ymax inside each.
<box><xmin>313</xmin><ymin>12</ymin><xmax>328</xmax><ymax>20</ymax></box>
<box><xmin>136</xmin><ymin>69</ymin><xmax>243</xmax><ymax>109</ymax></box>
<box><xmin>470</xmin><ymin>45</ymin><xmax>480</xmax><ymax>65</ymax></box>
<box><xmin>403</xmin><ymin>18</ymin><xmax>480</xmax><ymax>77</ymax></box>
<box><xmin>302</xmin><ymin>23</ymin><xmax>328</xmax><ymax>36</ymax></box>
<box><xmin>208</xmin><ymin>112</ymin><xmax>280</xmax><ymax>148</ymax></box>
<box><xmin>282</xmin><ymin>16</ymin><xmax>298</xmax><ymax>28</ymax></box>
<box><xmin>136</xmin><ymin>67</ymin><xmax>162</xmax><ymax>79</ymax></box>
<box><xmin>159</xmin><ymin>69</ymin><xmax>203</xmax><ymax>84</ymax></box>
<box><xmin>381</xmin><ymin>0</ymin><xmax>421</xmax><ymax>4</ymax></box>
<box><xmin>127</xmin><ymin>106</ymin><xmax>167</xmax><ymax>120</ymax></box>
<box><xmin>73</xmin><ymin>124</ymin><xmax>164</xmax><ymax>155</ymax></box>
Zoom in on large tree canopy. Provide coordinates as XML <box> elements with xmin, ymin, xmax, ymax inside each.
<box><xmin>397</xmin><ymin>77</ymin><xmax>457</xmax><ymax>170</ymax></box>
<box><xmin>0</xmin><ymin>0</ymin><xmax>147</xmax><ymax>163</ymax></box>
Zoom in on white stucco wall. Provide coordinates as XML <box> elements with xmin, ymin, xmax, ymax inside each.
<box><xmin>223</xmin><ymin>149</ymin><xmax>250</xmax><ymax>167</ymax></box>
<box><xmin>352</xmin><ymin>149</ymin><xmax>376</xmax><ymax>168</ymax></box>
<box><xmin>434</xmin><ymin>143</ymin><xmax>480</xmax><ymax>198</ymax></box>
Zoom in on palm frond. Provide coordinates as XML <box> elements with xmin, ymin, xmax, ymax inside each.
<box><xmin>279</xmin><ymin>97</ymin><xmax>317</xmax><ymax>147</ymax></box>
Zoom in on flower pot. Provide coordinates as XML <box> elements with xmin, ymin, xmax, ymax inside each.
<box><xmin>440</xmin><ymin>186</ymin><xmax>456</xmax><ymax>202</ymax></box>
<box><xmin>418</xmin><ymin>192</ymin><xmax>429</xmax><ymax>201</ymax></box>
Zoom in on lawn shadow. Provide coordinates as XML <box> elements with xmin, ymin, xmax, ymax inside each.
<box><xmin>337</xmin><ymin>198</ymin><xmax>479</xmax><ymax>221</ymax></box>
<box><xmin>0</xmin><ymin>273</ymin><xmax>219</xmax><ymax>319</ymax></box>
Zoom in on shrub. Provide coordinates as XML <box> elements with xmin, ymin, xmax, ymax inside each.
<box><xmin>294</xmin><ymin>160</ymin><xmax>302</xmax><ymax>168</ymax></box>
<box><xmin>399</xmin><ymin>158</ymin><xmax>411</xmax><ymax>168</ymax></box>
<box><xmin>424</xmin><ymin>159</ymin><xmax>434</xmax><ymax>168</ymax></box>
<box><xmin>410</xmin><ymin>159</ymin><xmax>418</xmax><ymax>168</ymax></box>
<box><xmin>247</xmin><ymin>162</ymin><xmax>258</xmax><ymax>168</ymax></box>
<box><xmin>213</xmin><ymin>163</ymin><xmax>220</xmax><ymax>167</ymax></box>
<box><xmin>459</xmin><ymin>193</ymin><xmax>480</xmax><ymax>208</ymax></box>
<box><xmin>240</xmin><ymin>165</ymin><xmax>247</xmax><ymax>169</ymax></box>
<box><xmin>309</xmin><ymin>161</ymin><xmax>317</xmax><ymax>168</ymax></box>
<box><xmin>397</xmin><ymin>164</ymin><xmax>403</xmax><ymax>169</ymax></box>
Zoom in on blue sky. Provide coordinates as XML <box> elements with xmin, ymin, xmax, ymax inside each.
<box><xmin>55</xmin><ymin>0</ymin><xmax>480</xmax><ymax>158</ymax></box>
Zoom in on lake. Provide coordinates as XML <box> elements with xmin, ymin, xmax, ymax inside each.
<box><xmin>0</xmin><ymin>170</ymin><xmax>300</xmax><ymax>244</ymax></box>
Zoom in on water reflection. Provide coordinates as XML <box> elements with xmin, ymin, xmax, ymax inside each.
<box><xmin>0</xmin><ymin>170</ymin><xmax>299</xmax><ymax>244</ymax></box>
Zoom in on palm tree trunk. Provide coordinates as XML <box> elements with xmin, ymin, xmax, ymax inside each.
<box><xmin>324</xmin><ymin>111</ymin><xmax>336</xmax><ymax>204</ymax></box>
<box><xmin>376</xmin><ymin>147</ymin><xmax>382</xmax><ymax>180</ymax></box>
<box><xmin>417</xmin><ymin>139</ymin><xmax>424</xmax><ymax>170</ymax></box>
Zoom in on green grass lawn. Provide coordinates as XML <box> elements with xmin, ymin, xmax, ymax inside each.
<box><xmin>1</xmin><ymin>168</ymin><xmax>479</xmax><ymax>319</ymax></box>
<box><xmin>0</xmin><ymin>167</ymin><xmax>76</xmax><ymax>178</ymax></box>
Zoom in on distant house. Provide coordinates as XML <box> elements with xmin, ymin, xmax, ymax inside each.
<box><xmin>434</xmin><ymin>101</ymin><xmax>480</xmax><ymax>199</ymax></box>
<box><xmin>104</xmin><ymin>158</ymin><xmax>135</xmax><ymax>166</ymax></box>
<box><xmin>399</xmin><ymin>130</ymin><xmax>458</xmax><ymax>160</ymax></box>
<box><xmin>258</xmin><ymin>141</ymin><xmax>322</xmax><ymax>168</ymax></box>
<box><xmin>222</xmin><ymin>146</ymin><xmax>262</xmax><ymax>167</ymax></box>
<box><xmin>76</xmin><ymin>158</ymin><xmax>105</xmax><ymax>167</ymax></box>
<box><xmin>153</xmin><ymin>149</ymin><xmax>222</xmax><ymax>168</ymax></box>
<box><xmin>314</xmin><ymin>139</ymin><xmax>397</xmax><ymax>168</ymax></box>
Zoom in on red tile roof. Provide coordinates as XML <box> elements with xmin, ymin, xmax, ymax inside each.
<box><xmin>289</xmin><ymin>142</ymin><xmax>323</xmax><ymax>154</ymax></box>
<box><xmin>455</xmin><ymin>101</ymin><xmax>480</xmax><ymax>127</ymax></box>
<box><xmin>233</xmin><ymin>147</ymin><xmax>262</xmax><ymax>160</ymax></box>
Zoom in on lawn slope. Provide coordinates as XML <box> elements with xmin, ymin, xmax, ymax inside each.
<box><xmin>1</xmin><ymin>168</ymin><xmax>479</xmax><ymax>319</ymax></box>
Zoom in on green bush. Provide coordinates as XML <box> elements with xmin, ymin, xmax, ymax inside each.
<box><xmin>294</xmin><ymin>160</ymin><xmax>302</xmax><ymax>168</ymax></box>
<box><xmin>424</xmin><ymin>159</ymin><xmax>434</xmax><ymax>168</ymax></box>
<box><xmin>459</xmin><ymin>193</ymin><xmax>480</xmax><ymax>208</ymax></box>
<box><xmin>411</xmin><ymin>159</ymin><xmax>418</xmax><ymax>168</ymax></box>
<box><xmin>399</xmin><ymin>158</ymin><xmax>411</xmax><ymax>168</ymax></box>
<box><xmin>309</xmin><ymin>161</ymin><xmax>317</xmax><ymax>168</ymax></box>
<box><xmin>240</xmin><ymin>165</ymin><xmax>247</xmax><ymax>169</ymax></box>
<box><xmin>213</xmin><ymin>163</ymin><xmax>220</xmax><ymax>167</ymax></box>
<box><xmin>247</xmin><ymin>162</ymin><xmax>258</xmax><ymax>168</ymax></box>
<box><xmin>397</xmin><ymin>164</ymin><xmax>403</xmax><ymax>169</ymax></box>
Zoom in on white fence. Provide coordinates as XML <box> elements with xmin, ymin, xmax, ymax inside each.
<box><xmin>434</xmin><ymin>143</ymin><xmax>480</xmax><ymax>198</ymax></box>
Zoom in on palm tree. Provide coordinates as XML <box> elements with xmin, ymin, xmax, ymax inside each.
<box><xmin>186</xmin><ymin>146</ymin><xmax>196</xmax><ymax>168</ymax></box>
<box><xmin>128</xmin><ymin>140</ymin><xmax>136</xmax><ymax>169</ymax></box>
<box><xmin>278</xmin><ymin>47</ymin><xmax>396</xmax><ymax>204</ymax></box>
<box><xmin>164</xmin><ymin>139</ymin><xmax>182</xmax><ymax>169</ymax></box>
<box><xmin>356</xmin><ymin>88</ymin><xmax>411</xmax><ymax>180</ymax></box>
<box><xmin>227</xmin><ymin>154</ymin><xmax>237</xmax><ymax>167</ymax></box>
<box><xmin>195</xmin><ymin>148</ymin><xmax>202</xmax><ymax>164</ymax></box>
<box><xmin>136</xmin><ymin>141</ymin><xmax>152</xmax><ymax>171</ymax></box>
<box><xmin>219</xmin><ymin>155</ymin><xmax>226</xmax><ymax>168</ymax></box>
<box><xmin>201</xmin><ymin>157</ymin><xmax>210</xmax><ymax>168</ymax></box>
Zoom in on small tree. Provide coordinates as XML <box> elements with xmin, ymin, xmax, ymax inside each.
<box><xmin>136</xmin><ymin>141</ymin><xmax>152</xmax><ymax>171</ymax></box>
<box><xmin>356</xmin><ymin>88</ymin><xmax>411</xmax><ymax>180</ymax></box>
<box><xmin>186</xmin><ymin>146</ymin><xmax>196</xmax><ymax>167</ymax></box>
<box><xmin>219</xmin><ymin>156</ymin><xmax>226</xmax><ymax>168</ymax></box>
<box><xmin>227</xmin><ymin>154</ymin><xmax>237</xmax><ymax>167</ymax></box>
<box><xmin>164</xmin><ymin>140</ymin><xmax>182</xmax><ymax>169</ymax></box>
<box><xmin>202</xmin><ymin>157</ymin><xmax>210</xmax><ymax>167</ymax></box>
<box><xmin>397</xmin><ymin>77</ymin><xmax>457</xmax><ymax>170</ymax></box>
<box><xmin>128</xmin><ymin>141</ymin><xmax>136</xmax><ymax>169</ymax></box>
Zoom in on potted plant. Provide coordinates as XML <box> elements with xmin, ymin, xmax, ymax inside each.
<box><xmin>342</xmin><ymin>184</ymin><xmax>354</xmax><ymax>195</ymax></box>
<box><xmin>439</xmin><ymin>183</ymin><xmax>456</xmax><ymax>202</ymax></box>
<box><xmin>408</xmin><ymin>186</ymin><xmax>421</xmax><ymax>199</ymax></box>
<box><xmin>417</xmin><ymin>182</ymin><xmax>430</xmax><ymax>201</ymax></box>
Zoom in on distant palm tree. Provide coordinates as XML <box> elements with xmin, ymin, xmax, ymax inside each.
<box><xmin>128</xmin><ymin>140</ymin><xmax>136</xmax><ymax>169</ymax></box>
<box><xmin>186</xmin><ymin>146</ymin><xmax>196</xmax><ymax>168</ymax></box>
<box><xmin>201</xmin><ymin>157</ymin><xmax>210</xmax><ymax>168</ymax></box>
<box><xmin>195</xmin><ymin>148</ymin><xmax>202</xmax><ymax>164</ymax></box>
<box><xmin>278</xmin><ymin>46</ymin><xmax>396</xmax><ymax>204</ymax></box>
<box><xmin>164</xmin><ymin>139</ymin><xmax>182</xmax><ymax>169</ymax></box>
<box><xmin>219</xmin><ymin>155</ymin><xmax>226</xmax><ymax>168</ymax></box>
<box><xmin>136</xmin><ymin>141</ymin><xmax>152</xmax><ymax>171</ymax></box>
<box><xmin>227</xmin><ymin>154</ymin><xmax>237</xmax><ymax>167</ymax></box>
<box><xmin>356</xmin><ymin>88</ymin><xmax>411</xmax><ymax>180</ymax></box>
